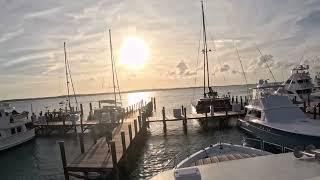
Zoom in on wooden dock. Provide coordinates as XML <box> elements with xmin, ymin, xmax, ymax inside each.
<box><xmin>58</xmin><ymin>101</ymin><xmax>152</xmax><ymax>180</ymax></box>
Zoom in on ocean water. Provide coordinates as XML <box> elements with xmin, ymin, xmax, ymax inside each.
<box><xmin>0</xmin><ymin>85</ymin><xmax>250</xmax><ymax>180</ymax></box>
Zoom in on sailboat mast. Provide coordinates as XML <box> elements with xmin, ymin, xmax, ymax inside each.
<box><xmin>201</xmin><ymin>1</ymin><xmax>210</xmax><ymax>97</ymax></box>
<box><xmin>64</xmin><ymin>42</ymin><xmax>71</xmax><ymax>110</ymax></box>
<box><xmin>108</xmin><ymin>29</ymin><xmax>117</xmax><ymax>107</ymax></box>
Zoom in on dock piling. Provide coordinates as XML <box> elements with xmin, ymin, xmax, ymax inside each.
<box><xmin>314</xmin><ymin>106</ymin><xmax>317</xmax><ymax>119</ymax></box>
<box><xmin>303</xmin><ymin>101</ymin><xmax>306</xmax><ymax>113</ymax></box>
<box><xmin>162</xmin><ymin>107</ymin><xmax>167</xmax><ymax>132</ymax></box>
<box><xmin>79</xmin><ymin>133</ymin><xmax>85</xmax><ymax>153</ymax></box>
<box><xmin>183</xmin><ymin>107</ymin><xmax>187</xmax><ymax>133</ymax></box>
<box><xmin>80</xmin><ymin>104</ymin><xmax>84</xmax><ymax>133</ymax></box>
<box><xmin>134</xmin><ymin>119</ymin><xmax>138</xmax><ymax>136</ymax></box>
<box><xmin>240</xmin><ymin>96</ymin><xmax>243</xmax><ymax>110</ymax></box>
<box><xmin>58</xmin><ymin>141</ymin><xmax>69</xmax><ymax>180</ymax></box>
<box><xmin>98</xmin><ymin>101</ymin><xmax>101</xmax><ymax>109</ymax></box>
<box><xmin>121</xmin><ymin>131</ymin><xmax>126</xmax><ymax>159</ymax></box>
<box><xmin>128</xmin><ymin>124</ymin><xmax>133</xmax><ymax>142</ymax></box>
<box><xmin>110</xmin><ymin>140</ymin><xmax>119</xmax><ymax>180</ymax></box>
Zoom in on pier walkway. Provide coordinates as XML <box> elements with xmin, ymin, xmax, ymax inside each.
<box><xmin>58</xmin><ymin>114</ymin><xmax>148</xmax><ymax>180</ymax></box>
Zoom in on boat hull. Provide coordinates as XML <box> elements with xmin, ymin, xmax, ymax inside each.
<box><xmin>0</xmin><ymin>129</ymin><xmax>35</xmax><ymax>151</ymax></box>
<box><xmin>238</xmin><ymin>119</ymin><xmax>320</xmax><ymax>149</ymax></box>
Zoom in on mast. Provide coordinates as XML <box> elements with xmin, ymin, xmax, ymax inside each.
<box><xmin>201</xmin><ymin>1</ymin><xmax>210</xmax><ymax>98</ymax></box>
<box><xmin>108</xmin><ymin>29</ymin><xmax>117</xmax><ymax>107</ymax></box>
<box><xmin>64</xmin><ymin>42</ymin><xmax>71</xmax><ymax>110</ymax></box>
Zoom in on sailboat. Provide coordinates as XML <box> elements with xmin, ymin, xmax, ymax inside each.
<box><xmin>89</xmin><ymin>29</ymin><xmax>124</xmax><ymax>123</ymax></box>
<box><xmin>191</xmin><ymin>1</ymin><xmax>231</xmax><ymax>115</ymax></box>
<box><xmin>63</xmin><ymin>42</ymin><xmax>81</xmax><ymax>123</ymax></box>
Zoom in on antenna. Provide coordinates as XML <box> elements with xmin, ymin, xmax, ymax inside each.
<box><xmin>255</xmin><ymin>44</ymin><xmax>276</xmax><ymax>82</ymax></box>
<box><xmin>233</xmin><ymin>42</ymin><xmax>249</xmax><ymax>95</ymax></box>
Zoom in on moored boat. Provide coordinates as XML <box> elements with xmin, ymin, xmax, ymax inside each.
<box><xmin>239</xmin><ymin>80</ymin><xmax>320</xmax><ymax>149</ymax></box>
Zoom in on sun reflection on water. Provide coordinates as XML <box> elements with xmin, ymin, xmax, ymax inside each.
<box><xmin>126</xmin><ymin>91</ymin><xmax>152</xmax><ymax>106</ymax></box>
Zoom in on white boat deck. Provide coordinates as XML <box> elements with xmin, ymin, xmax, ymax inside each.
<box><xmin>151</xmin><ymin>153</ymin><xmax>320</xmax><ymax>180</ymax></box>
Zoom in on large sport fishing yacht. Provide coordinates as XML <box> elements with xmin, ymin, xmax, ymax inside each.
<box><xmin>0</xmin><ymin>103</ymin><xmax>35</xmax><ymax>151</ymax></box>
<box><xmin>281</xmin><ymin>65</ymin><xmax>314</xmax><ymax>102</ymax></box>
<box><xmin>239</xmin><ymin>79</ymin><xmax>320</xmax><ymax>149</ymax></box>
<box><xmin>191</xmin><ymin>1</ymin><xmax>231</xmax><ymax>115</ymax></box>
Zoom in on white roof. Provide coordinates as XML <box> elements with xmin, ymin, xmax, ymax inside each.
<box><xmin>151</xmin><ymin>153</ymin><xmax>320</xmax><ymax>180</ymax></box>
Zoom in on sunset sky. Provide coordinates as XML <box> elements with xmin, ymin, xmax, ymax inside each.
<box><xmin>1</xmin><ymin>0</ymin><xmax>320</xmax><ymax>99</ymax></box>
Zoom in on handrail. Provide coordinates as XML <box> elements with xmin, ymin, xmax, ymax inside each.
<box><xmin>243</xmin><ymin>137</ymin><xmax>293</xmax><ymax>152</ymax></box>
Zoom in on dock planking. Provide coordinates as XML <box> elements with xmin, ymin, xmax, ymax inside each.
<box><xmin>65</xmin><ymin>118</ymin><xmax>141</xmax><ymax>176</ymax></box>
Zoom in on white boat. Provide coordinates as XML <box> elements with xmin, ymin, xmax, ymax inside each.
<box><xmin>175</xmin><ymin>143</ymin><xmax>271</xmax><ymax>169</ymax></box>
<box><xmin>88</xmin><ymin>100</ymin><xmax>124</xmax><ymax>123</ymax></box>
<box><xmin>0</xmin><ymin>103</ymin><xmax>35</xmax><ymax>151</ymax></box>
<box><xmin>239</xmin><ymin>80</ymin><xmax>320</xmax><ymax>148</ymax></box>
<box><xmin>281</xmin><ymin>65</ymin><xmax>313</xmax><ymax>102</ymax></box>
<box><xmin>151</xmin><ymin>147</ymin><xmax>320</xmax><ymax>180</ymax></box>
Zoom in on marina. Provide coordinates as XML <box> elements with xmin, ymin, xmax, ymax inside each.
<box><xmin>2</xmin><ymin>1</ymin><xmax>320</xmax><ymax>180</ymax></box>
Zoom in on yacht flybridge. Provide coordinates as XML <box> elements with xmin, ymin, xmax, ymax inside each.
<box><xmin>192</xmin><ymin>1</ymin><xmax>231</xmax><ymax>114</ymax></box>
<box><xmin>239</xmin><ymin>79</ymin><xmax>320</xmax><ymax>148</ymax></box>
<box><xmin>282</xmin><ymin>65</ymin><xmax>313</xmax><ymax>102</ymax></box>
<box><xmin>0</xmin><ymin>103</ymin><xmax>35</xmax><ymax>151</ymax></box>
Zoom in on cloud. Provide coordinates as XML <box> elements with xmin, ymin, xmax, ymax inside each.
<box><xmin>219</xmin><ymin>64</ymin><xmax>230</xmax><ymax>72</ymax></box>
<box><xmin>24</xmin><ymin>7</ymin><xmax>61</xmax><ymax>20</ymax></box>
<box><xmin>0</xmin><ymin>28</ymin><xmax>24</xmax><ymax>43</ymax></box>
<box><xmin>168</xmin><ymin>60</ymin><xmax>197</xmax><ymax>78</ymax></box>
<box><xmin>296</xmin><ymin>10</ymin><xmax>320</xmax><ymax>28</ymax></box>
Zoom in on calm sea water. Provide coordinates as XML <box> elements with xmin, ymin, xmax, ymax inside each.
<box><xmin>0</xmin><ymin>85</ymin><xmax>251</xmax><ymax>180</ymax></box>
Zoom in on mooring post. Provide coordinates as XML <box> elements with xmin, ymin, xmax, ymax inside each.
<box><xmin>240</xmin><ymin>96</ymin><xmax>243</xmax><ymax>110</ymax></box>
<box><xmin>137</xmin><ymin>115</ymin><xmax>141</xmax><ymax>130</ymax></box>
<box><xmin>128</xmin><ymin>124</ymin><xmax>133</xmax><ymax>142</ymax></box>
<box><xmin>98</xmin><ymin>101</ymin><xmax>101</xmax><ymax>109</ymax></box>
<box><xmin>183</xmin><ymin>107</ymin><xmax>187</xmax><ymax>133</ymax></box>
<box><xmin>154</xmin><ymin>97</ymin><xmax>157</xmax><ymax>110</ymax></box>
<box><xmin>89</xmin><ymin>102</ymin><xmax>92</xmax><ymax>112</ymax></box>
<box><xmin>303</xmin><ymin>101</ymin><xmax>306</xmax><ymax>113</ymax></box>
<box><xmin>162</xmin><ymin>107</ymin><xmax>167</xmax><ymax>132</ymax></box>
<box><xmin>318</xmin><ymin>103</ymin><xmax>320</xmax><ymax>117</ymax></box>
<box><xmin>314</xmin><ymin>105</ymin><xmax>317</xmax><ymax>119</ymax></box>
<box><xmin>80</xmin><ymin>104</ymin><xmax>84</xmax><ymax>133</ymax></box>
<box><xmin>58</xmin><ymin>141</ymin><xmax>69</xmax><ymax>180</ymax></box>
<box><xmin>308</xmin><ymin>95</ymin><xmax>310</xmax><ymax>106</ymax></box>
<box><xmin>92</xmin><ymin>128</ymin><xmax>97</xmax><ymax>144</ymax></box>
<box><xmin>134</xmin><ymin>119</ymin><xmax>138</xmax><ymax>136</ymax></box>
<box><xmin>236</xmin><ymin>96</ymin><xmax>238</xmax><ymax>104</ymax></box>
<box><xmin>120</xmin><ymin>131</ymin><xmax>126</xmax><ymax>159</ymax></box>
<box><xmin>79</xmin><ymin>133</ymin><xmax>85</xmax><ymax>153</ymax></box>
<box><xmin>110</xmin><ymin>140</ymin><xmax>119</xmax><ymax>180</ymax></box>
<box><xmin>225</xmin><ymin>104</ymin><xmax>229</xmax><ymax>117</ymax></box>
<box><xmin>232</xmin><ymin>96</ymin><xmax>234</xmax><ymax>104</ymax></box>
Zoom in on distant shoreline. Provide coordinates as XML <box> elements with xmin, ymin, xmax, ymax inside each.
<box><xmin>0</xmin><ymin>84</ymin><xmax>253</xmax><ymax>103</ymax></box>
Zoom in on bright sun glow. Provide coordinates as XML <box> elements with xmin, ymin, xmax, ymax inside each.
<box><xmin>120</xmin><ymin>37</ymin><xmax>149</xmax><ymax>68</ymax></box>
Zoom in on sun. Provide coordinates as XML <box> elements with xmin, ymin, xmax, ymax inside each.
<box><xmin>119</xmin><ymin>37</ymin><xmax>149</xmax><ymax>68</ymax></box>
